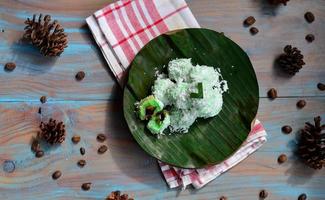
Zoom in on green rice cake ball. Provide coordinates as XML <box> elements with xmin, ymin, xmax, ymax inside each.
<box><xmin>152</xmin><ymin>77</ymin><xmax>175</xmax><ymax>105</ymax></box>
<box><xmin>168</xmin><ymin>58</ymin><xmax>193</xmax><ymax>82</ymax></box>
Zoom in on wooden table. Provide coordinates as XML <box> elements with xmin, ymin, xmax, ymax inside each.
<box><xmin>0</xmin><ymin>0</ymin><xmax>324</xmax><ymax>199</ymax></box>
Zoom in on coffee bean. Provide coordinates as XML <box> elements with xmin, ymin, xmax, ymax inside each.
<box><xmin>250</xmin><ymin>27</ymin><xmax>259</xmax><ymax>35</ymax></box>
<box><xmin>80</xmin><ymin>147</ymin><xmax>85</xmax><ymax>155</ymax></box>
<box><xmin>71</xmin><ymin>135</ymin><xmax>81</xmax><ymax>144</ymax></box>
<box><xmin>282</xmin><ymin>125</ymin><xmax>292</xmax><ymax>134</ymax></box>
<box><xmin>298</xmin><ymin>193</ymin><xmax>307</xmax><ymax>200</ymax></box>
<box><xmin>317</xmin><ymin>83</ymin><xmax>325</xmax><ymax>91</ymax></box>
<box><xmin>77</xmin><ymin>160</ymin><xmax>86</xmax><ymax>167</ymax></box>
<box><xmin>304</xmin><ymin>12</ymin><xmax>315</xmax><ymax>23</ymax></box>
<box><xmin>219</xmin><ymin>196</ymin><xmax>227</xmax><ymax>200</ymax></box>
<box><xmin>38</xmin><ymin>107</ymin><xmax>42</xmax><ymax>114</ymax></box>
<box><xmin>40</xmin><ymin>96</ymin><xmax>47</xmax><ymax>104</ymax></box>
<box><xmin>305</xmin><ymin>34</ymin><xmax>315</xmax><ymax>43</ymax></box>
<box><xmin>31</xmin><ymin>140</ymin><xmax>40</xmax><ymax>152</ymax></box>
<box><xmin>52</xmin><ymin>170</ymin><xmax>62</xmax><ymax>180</ymax></box>
<box><xmin>97</xmin><ymin>133</ymin><xmax>106</xmax><ymax>142</ymax></box>
<box><xmin>278</xmin><ymin>154</ymin><xmax>287</xmax><ymax>164</ymax></box>
<box><xmin>81</xmin><ymin>182</ymin><xmax>91</xmax><ymax>191</ymax></box>
<box><xmin>297</xmin><ymin>100</ymin><xmax>306</xmax><ymax>109</ymax></box>
<box><xmin>4</xmin><ymin>62</ymin><xmax>16</xmax><ymax>71</ymax></box>
<box><xmin>75</xmin><ymin>71</ymin><xmax>85</xmax><ymax>81</ymax></box>
<box><xmin>35</xmin><ymin>150</ymin><xmax>44</xmax><ymax>158</ymax></box>
<box><xmin>267</xmin><ymin>88</ymin><xmax>277</xmax><ymax>99</ymax></box>
<box><xmin>244</xmin><ymin>16</ymin><xmax>256</xmax><ymax>26</ymax></box>
<box><xmin>98</xmin><ymin>145</ymin><xmax>108</xmax><ymax>154</ymax></box>
<box><xmin>259</xmin><ymin>189</ymin><xmax>268</xmax><ymax>199</ymax></box>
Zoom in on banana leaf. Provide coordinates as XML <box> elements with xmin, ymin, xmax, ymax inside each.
<box><xmin>123</xmin><ymin>28</ymin><xmax>259</xmax><ymax>168</ymax></box>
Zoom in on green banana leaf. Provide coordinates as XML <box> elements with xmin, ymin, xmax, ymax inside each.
<box><xmin>123</xmin><ymin>28</ymin><xmax>259</xmax><ymax>168</ymax></box>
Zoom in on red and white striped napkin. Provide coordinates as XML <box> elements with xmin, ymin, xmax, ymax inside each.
<box><xmin>87</xmin><ymin>0</ymin><xmax>199</xmax><ymax>85</ymax></box>
<box><xmin>159</xmin><ymin>120</ymin><xmax>267</xmax><ymax>189</ymax></box>
<box><xmin>86</xmin><ymin>0</ymin><xmax>267</xmax><ymax>189</ymax></box>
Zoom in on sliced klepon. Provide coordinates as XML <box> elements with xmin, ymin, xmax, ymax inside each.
<box><xmin>138</xmin><ymin>95</ymin><xmax>164</xmax><ymax>120</ymax></box>
<box><xmin>147</xmin><ymin>110</ymin><xmax>170</xmax><ymax>135</ymax></box>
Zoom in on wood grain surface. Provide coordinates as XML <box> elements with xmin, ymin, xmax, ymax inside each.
<box><xmin>0</xmin><ymin>0</ymin><xmax>324</xmax><ymax>200</ymax></box>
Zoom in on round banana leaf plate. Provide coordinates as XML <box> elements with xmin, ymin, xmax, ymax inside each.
<box><xmin>123</xmin><ymin>28</ymin><xmax>259</xmax><ymax>168</ymax></box>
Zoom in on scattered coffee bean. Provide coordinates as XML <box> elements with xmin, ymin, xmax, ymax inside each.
<box><xmin>298</xmin><ymin>193</ymin><xmax>307</xmax><ymax>200</ymax></box>
<box><xmin>40</xmin><ymin>96</ymin><xmax>47</xmax><ymax>104</ymax></box>
<box><xmin>244</xmin><ymin>16</ymin><xmax>256</xmax><ymax>26</ymax></box>
<box><xmin>297</xmin><ymin>100</ymin><xmax>306</xmax><ymax>109</ymax></box>
<box><xmin>80</xmin><ymin>147</ymin><xmax>85</xmax><ymax>155</ymax></box>
<box><xmin>98</xmin><ymin>145</ymin><xmax>108</xmax><ymax>154</ymax></box>
<box><xmin>77</xmin><ymin>159</ymin><xmax>86</xmax><ymax>167</ymax></box>
<box><xmin>219</xmin><ymin>196</ymin><xmax>227</xmax><ymax>200</ymax></box>
<box><xmin>75</xmin><ymin>71</ymin><xmax>85</xmax><ymax>81</ymax></box>
<box><xmin>35</xmin><ymin>150</ymin><xmax>44</xmax><ymax>158</ymax></box>
<box><xmin>305</xmin><ymin>34</ymin><xmax>315</xmax><ymax>43</ymax></box>
<box><xmin>4</xmin><ymin>62</ymin><xmax>16</xmax><ymax>71</ymax></box>
<box><xmin>317</xmin><ymin>83</ymin><xmax>325</xmax><ymax>91</ymax></box>
<box><xmin>52</xmin><ymin>170</ymin><xmax>62</xmax><ymax>180</ymax></box>
<box><xmin>97</xmin><ymin>133</ymin><xmax>106</xmax><ymax>142</ymax></box>
<box><xmin>304</xmin><ymin>12</ymin><xmax>315</xmax><ymax>23</ymax></box>
<box><xmin>282</xmin><ymin>125</ymin><xmax>292</xmax><ymax>134</ymax></box>
<box><xmin>71</xmin><ymin>135</ymin><xmax>81</xmax><ymax>144</ymax></box>
<box><xmin>250</xmin><ymin>27</ymin><xmax>259</xmax><ymax>35</ymax></box>
<box><xmin>267</xmin><ymin>88</ymin><xmax>277</xmax><ymax>99</ymax></box>
<box><xmin>38</xmin><ymin>107</ymin><xmax>42</xmax><ymax>114</ymax></box>
<box><xmin>259</xmin><ymin>189</ymin><xmax>268</xmax><ymax>199</ymax></box>
<box><xmin>31</xmin><ymin>140</ymin><xmax>40</xmax><ymax>152</ymax></box>
<box><xmin>81</xmin><ymin>182</ymin><xmax>91</xmax><ymax>191</ymax></box>
<box><xmin>278</xmin><ymin>154</ymin><xmax>287</xmax><ymax>164</ymax></box>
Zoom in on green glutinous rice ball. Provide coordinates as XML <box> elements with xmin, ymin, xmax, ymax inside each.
<box><xmin>138</xmin><ymin>58</ymin><xmax>228</xmax><ymax>135</ymax></box>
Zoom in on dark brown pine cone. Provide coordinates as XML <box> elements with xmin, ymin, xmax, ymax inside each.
<box><xmin>268</xmin><ymin>0</ymin><xmax>290</xmax><ymax>5</ymax></box>
<box><xmin>298</xmin><ymin>116</ymin><xmax>325</xmax><ymax>169</ymax></box>
<box><xmin>39</xmin><ymin>118</ymin><xmax>66</xmax><ymax>145</ymax></box>
<box><xmin>106</xmin><ymin>191</ymin><xmax>134</xmax><ymax>200</ymax></box>
<box><xmin>23</xmin><ymin>14</ymin><xmax>68</xmax><ymax>56</ymax></box>
<box><xmin>277</xmin><ymin>45</ymin><xmax>305</xmax><ymax>76</ymax></box>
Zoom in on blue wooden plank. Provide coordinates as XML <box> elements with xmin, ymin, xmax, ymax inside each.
<box><xmin>0</xmin><ymin>98</ymin><xmax>324</xmax><ymax>199</ymax></box>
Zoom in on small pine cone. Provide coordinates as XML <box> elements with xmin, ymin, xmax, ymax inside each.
<box><xmin>277</xmin><ymin>45</ymin><xmax>305</xmax><ymax>76</ymax></box>
<box><xmin>23</xmin><ymin>14</ymin><xmax>68</xmax><ymax>56</ymax></box>
<box><xmin>298</xmin><ymin>116</ymin><xmax>325</xmax><ymax>169</ymax></box>
<box><xmin>268</xmin><ymin>0</ymin><xmax>290</xmax><ymax>5</ymax></box>
<box><xmin>39</xmin><ymin>118</ymin><xmax>66</xmax><ymax>145</ymax></box>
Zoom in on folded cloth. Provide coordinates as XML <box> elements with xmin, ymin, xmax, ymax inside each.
<box><xmin>86</xmin><ymin>0</ymin><xmax>267</xmax><ymax>190</ymax></box>
<box><xmin>86</xmin><ymin>0</ymin><xmax>199</xmax><ymax>85</ymax></box>
<box><xmin>159</xmin><ymin>119</ymin><xmax>267</xmax><ymax>189</ymax></box>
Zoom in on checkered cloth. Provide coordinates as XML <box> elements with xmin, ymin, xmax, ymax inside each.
<box><xmin>87</xmin><ymin>0</ymin><xmax>199</xmax><ymax>85</ymax></box>
<box><xmin>159</xmin><ymin>120</ymin><xmax>267</xmax><ymax>189</ymax></box>
<box><xmin>86</xmin><ymin>0</ymin><xmax>267</xmax><ymax>189</ymax></box>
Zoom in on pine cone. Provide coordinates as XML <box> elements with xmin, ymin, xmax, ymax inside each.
<box><xmin>268</xmin><ymin>0</ymin><xmax>290</xmax><ymax>5</ymax></box>
<box><xmin>298</xmin><ymin>116</ymin><xmax>325</xmax><ymax>169</ymax></box>
<box><xmin>106</xmin><ymin>191</ymin><xmax>134</xmax><ymax>200</ymax></box>
<box><xmin>23</xmin><ymin>14</ymin><xmax>68</xmax><ymax>56</ymax></box>
<box><xmin>277</xmin><ymin>45</ymin><xmax>305</xmax><ymax>76</ymax></box>
<box><xmin>39</xmin><ymin>118</ymin><xmax>66</xmax><ymax>145</ymax></box>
